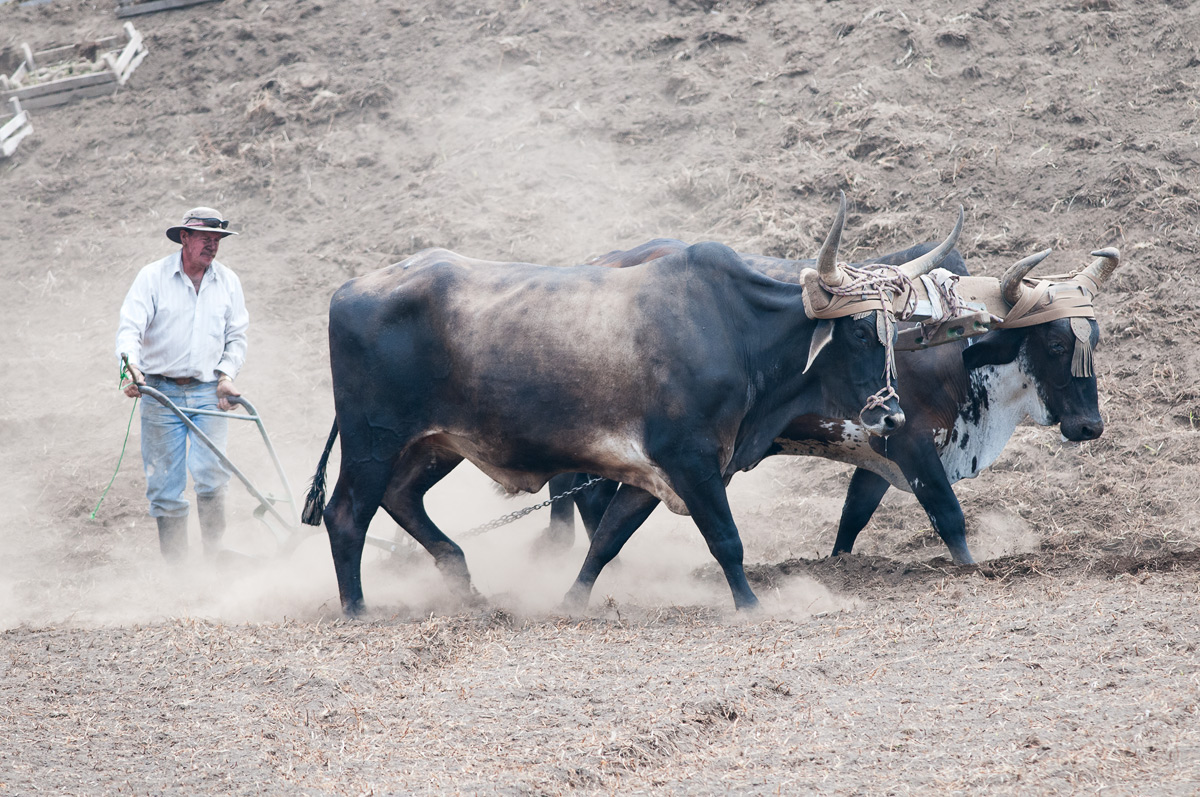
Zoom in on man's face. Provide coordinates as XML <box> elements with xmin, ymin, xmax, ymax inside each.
<box><xmin>181</xmin><ymin>229</ymin><xmax>223</xmax><ymax>268</ymax></box>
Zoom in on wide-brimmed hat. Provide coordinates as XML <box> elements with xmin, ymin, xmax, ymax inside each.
<box><xmin>166</xmin><ymin>206</ymin><xmax>239</xmax><ymax>244</ymax></box>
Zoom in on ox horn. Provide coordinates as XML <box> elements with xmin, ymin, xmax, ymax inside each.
<box><xmin>817</xmin><ymin>191</ymin><xmax>849</xmax><ymax>288</ymax></box>
<box><xmin>898</xmin><ymin>205</ymin><xmax>965</xmax><ymax>278</ymax></box>
<box><xmin>1079</xmin><ymin>247</ymin><xmax>1121</xmax><ymax>289</ymax></box>
<box><xmin>1000</xmin><ymin>248</ymin><xmax>1053</xmax><ymax>305</ymax></box>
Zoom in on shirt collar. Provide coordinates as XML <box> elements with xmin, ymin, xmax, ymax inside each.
<box><xmin>168</xmin><ymin>251</ymin><xmax>223</xmax><ymax>284</ymax></box>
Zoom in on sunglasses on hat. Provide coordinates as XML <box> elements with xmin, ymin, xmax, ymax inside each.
<box><xmin>185</xmin><ymin>216</ymin><xmax>230</xmax><ymax>229</ymax></box>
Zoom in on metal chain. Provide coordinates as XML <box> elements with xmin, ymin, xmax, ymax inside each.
<box><xmin>462</xmin><ymin>475</ymin><xmax>607</xmax><ymax>538</ymax></box>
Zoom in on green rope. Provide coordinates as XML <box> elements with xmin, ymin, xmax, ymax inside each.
<box><xmin>89</xmin><ymin>361</ymin><xmax>139</xmax><ymax>521</ymax></box>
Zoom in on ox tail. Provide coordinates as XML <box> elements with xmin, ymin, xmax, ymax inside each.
<box><xmin>301</xmin><ymin>420</ymin><xmax>339</xmax><ymax>526</ymax></box>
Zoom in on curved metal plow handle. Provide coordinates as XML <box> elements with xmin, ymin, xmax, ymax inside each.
<box><xmin>135</xmin><ymin>384</ymin><xmax>301</xmax><ymax>545</ymax></box>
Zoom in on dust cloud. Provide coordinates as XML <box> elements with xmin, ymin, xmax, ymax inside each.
<box><xmin>0</xmin><ymin>425</ymin><xmax>855</xmax><ymax>629</ymax></box>
<box><xmin>356</xmin><ymin>454</ymin><xmax>859</xmax><ymax>620</ymax></box>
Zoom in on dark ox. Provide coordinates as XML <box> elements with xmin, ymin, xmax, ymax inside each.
<box><xmin>543</xmin><ymin>242</ymin><xmax>1120</xmax><ymax>566</ymax></box>
<box><xmin>302</xmin><ymin>198</ymin><xmax>958</xmax><ymax>614</ymax></box>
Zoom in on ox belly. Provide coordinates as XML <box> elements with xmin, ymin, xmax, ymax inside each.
<box><xmin>425</xmin><ymin>430</ymin><xmax>693</xmax><ymax>515</ymax></box>
<box><xmin>773</xmin><ymin>418</ymin><xmax>910</xmax><ymax>491</ymax></box>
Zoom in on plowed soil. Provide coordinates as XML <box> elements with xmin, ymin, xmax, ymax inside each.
<box><xmin>2</xmin><ymin>0</ymin><xmax>1198</xmax><ymax>794</ymax></box>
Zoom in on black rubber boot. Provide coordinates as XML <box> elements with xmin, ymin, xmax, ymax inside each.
<box><xmin>196</xmin><ymin>493</ymin><xmax>226</xmax><ymax>559</ymax></box>
<box><xmin>156</xmin><ymin>515</ymin><xmax>189</xmax><ymax>563</ymax></box>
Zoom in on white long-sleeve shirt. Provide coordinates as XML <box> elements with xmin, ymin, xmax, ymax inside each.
<box><xmin>115</xmin><ymin>251</ymin><xmax>249</xmax><ymax>381</ymax></box>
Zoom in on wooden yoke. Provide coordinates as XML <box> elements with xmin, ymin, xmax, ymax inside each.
<box><xmin>893</xmin><ymin>247</ymin><xmax>1121</xmax><ymax>352</ymax></box>
<box><xmin>892</xmin><ymin>267</ymin><xmax>1010</xmax><ymax>351</ymax></box>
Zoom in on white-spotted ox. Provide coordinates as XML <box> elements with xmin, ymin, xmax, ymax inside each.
<box><xmin>544</xmin><ymin>243</ymin><xmax>1121</xmax><ymax>566</ymax></box>
<box><xmin>302</xmin><ymin>196</ymin><xmax>960</xmax><ymax>615</ymax></box>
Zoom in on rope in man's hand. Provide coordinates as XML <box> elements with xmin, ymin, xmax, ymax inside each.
<box><xmin>120</xmin><ymin>353</ymin><xmax>144</xmax><ymax>398</ymax></box>
<box><xmin>91</xmin><ymin>357</ymin><xmax>141</xmax><ymax>520</ymax></box>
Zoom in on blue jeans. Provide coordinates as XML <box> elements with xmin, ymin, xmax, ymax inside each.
<box><xmin>140</xmin><ymin>377</ymin><xmax>231</xmax><ymax>518</ymax></box>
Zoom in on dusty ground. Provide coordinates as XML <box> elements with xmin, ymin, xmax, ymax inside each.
<box><xmin>2</xmin><ymin>0</ymin><xmax>1199</xmax><ymax>793</ymax></box>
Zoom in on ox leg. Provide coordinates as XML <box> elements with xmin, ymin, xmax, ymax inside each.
<box><xmin>536</xmin><ymin>474</ymin><xmax>621</xmax><ymax>554</ymax></box>
<box><xmin>907</xmin><ymin>474</ymin><xmax>973</xmax><ymax>565</ymax></box>
<box><xmin>832</xmin><ymin>468</ymin><xmax>891</xmax><ymax>556</ymax></box>
<box><xmin>323</xmin><ymin>460</ymin><xmax>394</xmax><ymax>616</ymax></box>
<box><xmin>534</xmin><ymin>473</ymin><xmax>581</xmax><ymax>555</ymax></box>
<box><xmin>889</xmin><ymin>444</ymin><xmax>975</xmax><ymax>565</ymax></box>
<box><xmin>575</xmin><ymin>477</ymin><xmax>620</xmax><ymax>542</ymax></box>
<box><xmin>671</xmin><ymin>475</ymin><xmax>759</xmax><ymax>611</ymax></box>
<box><xmin>380</xmin><ymin>448</ymin><xmax>484</xmax><ymax>604</ymax></box>
<box><xmin>562</xmin><ymin>484</ymin><xmax>660</xmax><ymax>612</ymax></box>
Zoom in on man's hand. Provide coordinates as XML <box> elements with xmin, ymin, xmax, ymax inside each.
<box><xmin>217</xmin><ymin>375</ymin><xmax>241</xmax><ymax>411</ymax></box>
<box><xmin>122</xmin><ymin>364</ymin><xmax>144</xmax><ymax>398</ymax></box>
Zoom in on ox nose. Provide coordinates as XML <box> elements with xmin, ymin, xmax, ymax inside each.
<box><xmin>1062</xmin><ymin>416</ymin><xmax>1104</xmax><ymax>441</ymax></box>
<box><xmin>861</xmin><ymin>406</ymin><xmax>906</xmax><ymax>437</ymax></box>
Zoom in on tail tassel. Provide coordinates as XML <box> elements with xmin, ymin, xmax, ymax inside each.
<box><xmin>301</xmin><ymin>481</ymin><xmax>326</xmax><ymax>526</ymax></box>
<box><xmin>300</xmin><ymin>420</ymin><xmax>339</xmax><ymax>526</ymax></box>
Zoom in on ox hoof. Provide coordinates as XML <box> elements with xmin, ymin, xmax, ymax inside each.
<box><xmin>444</xmin><ymin>582</ymin><xmax>488</xmax><ymax>611</ymax></box>
<box><xmin>560</xmin><ymin>584</ymin><xmax>592</xmax><ymax>616</ymax></box>
<box><xmin>734</xmin><ymin>599</ymin><xmax>761</xmax><ymax>613</ymax></box>
<box><xmin>948</xmin><ymin>547</ymin><xmax>976</xmax><ymax>566</ymax></box>
<box><xmin>731</xmin><ymin>589</ymin><xmax>761</xmax><ymax>613</ymax></box>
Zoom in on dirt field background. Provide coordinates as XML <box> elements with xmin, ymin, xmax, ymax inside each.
<box><xmin>2</xmin><ymin>0</ymin><xmax>1198</xmax><ymax>793</ymax></box>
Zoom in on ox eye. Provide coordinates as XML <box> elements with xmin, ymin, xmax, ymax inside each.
<box><xmin>854</xmin><ymin>327</ymin><xmax>870</xmax><ymax>342</ymax></box>
<box><xmin>1049</xmin><ymin>341</ymin><xmax>1068</xmax><ymax>356</ymax></box>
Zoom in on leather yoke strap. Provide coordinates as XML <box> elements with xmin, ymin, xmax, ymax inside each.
<box><xmin>799</xmin><ymin>266</ymin><xmax>894</xmax><ymax>321</ymax></box>
<box><xmin>997</xmin><ymin>278</ymin><xmax>1096</xmax><ymax>329</ymax></box>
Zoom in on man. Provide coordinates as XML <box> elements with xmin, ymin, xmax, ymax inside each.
<box><xmin>115</xmin><ymin>207</ymin><xmax>249</xmax><ymax>562</ymax></box>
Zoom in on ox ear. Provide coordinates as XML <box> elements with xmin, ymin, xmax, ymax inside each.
<box><xmin>962</xmin><ymin>329</ymin><xmax>1023</xmax><ymax>370</ymax></box>
<box><xmin>804</xmin><ymin>319</ymin><xmax>835</xmax><ymax>373</ymax></box>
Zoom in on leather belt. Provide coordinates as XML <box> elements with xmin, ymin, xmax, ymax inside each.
<box><xmin>148</xmin><ymin>374</ymin><xmax>199</xmax><ymax>386</ymax></box>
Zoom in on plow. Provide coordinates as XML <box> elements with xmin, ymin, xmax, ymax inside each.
<box><xmin>131</xmin><ymin>384</ymin><xmax>410</xmax><ymax>557</ymax></box>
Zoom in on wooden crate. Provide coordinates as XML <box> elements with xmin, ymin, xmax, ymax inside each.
<box><xmin>0</xmin><ymin>22</ymin><xmax>148</xmax><ymax>111</ymax></box>
<box><xmin>117</xmin><ymin>0</ymin><xmax>222</xmax><ymax>19</ymax></box>
<box><xmin>1</xmin><ymin>97</ymin><xmax>33</xmax><ymax>158</ymax></box>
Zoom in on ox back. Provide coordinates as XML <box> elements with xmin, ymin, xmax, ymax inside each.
<box><xmin>306</xmin><ymin>234</ymin><xmax>904</xmax><ymax>615</ymax></box>
<box><xmin>544</xmin><ymin>241</ymin><xmax>1105</xmax><ymax>565</ymax></box>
